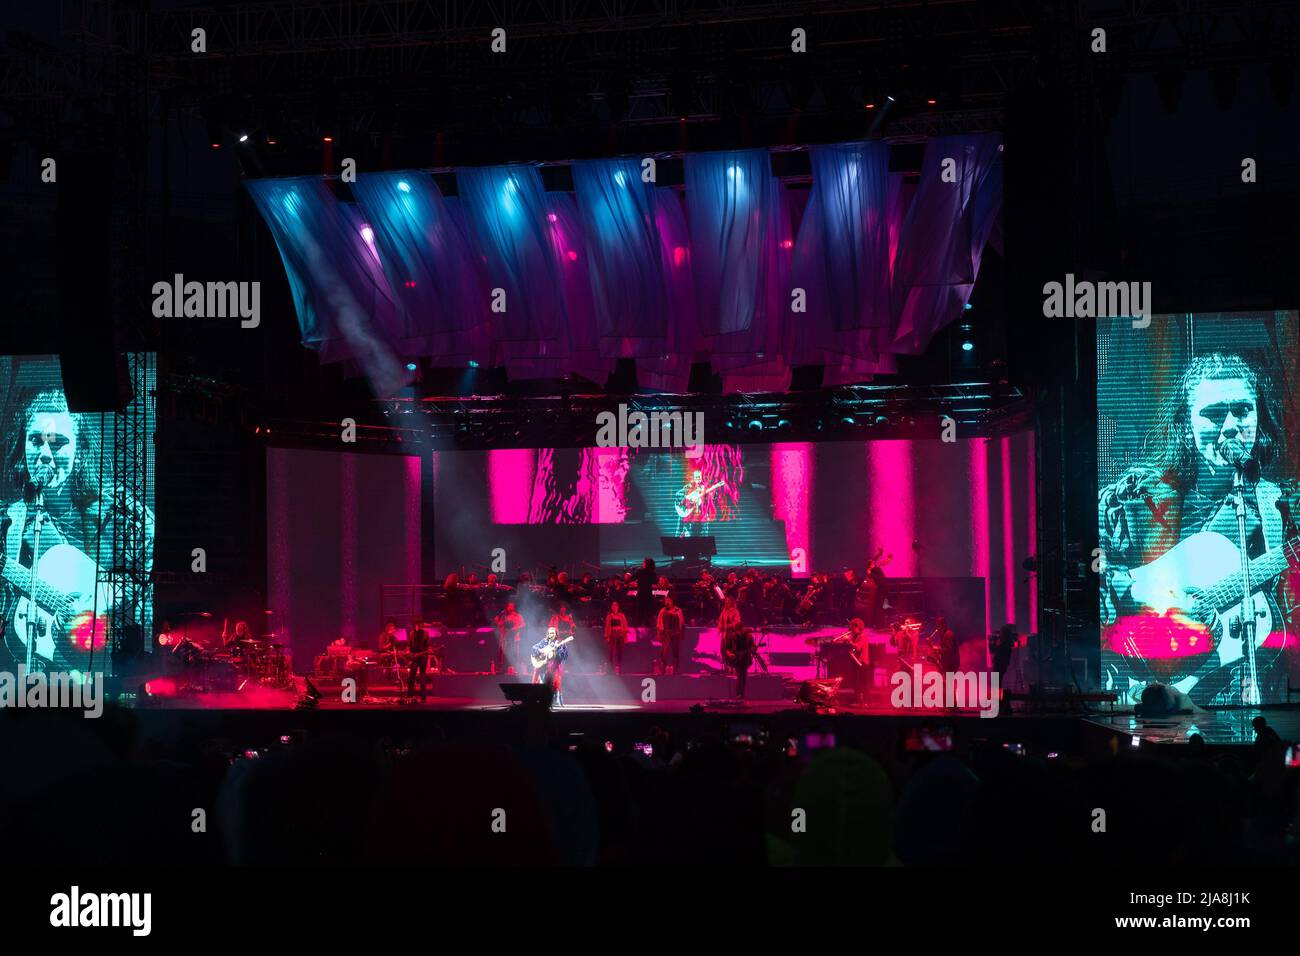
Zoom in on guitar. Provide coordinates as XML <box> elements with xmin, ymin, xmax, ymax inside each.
<box><xmin>673</xmin><ymin>480</ymin><xmax>726</xmax><ymax>519</ymax></box>
<box><xmin>530</xmin><ymin>635</ymin><xmax>574</xmax><ymax>671</ymax></box>
<box><xmin>1122</xmin><ymin>529</ymin><xmax>1298</xmax><ymax>703</ymax></box>
<box><xmin>2</xmin><ymin>543</ymin><xmax>112</xmax><ymax>668</ymax></box>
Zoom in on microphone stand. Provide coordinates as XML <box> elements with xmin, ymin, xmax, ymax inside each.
<box><xmin>1230</xmin><ymin>467</ymin><xmax>1260</xmax><ymax>705</ymax></box>
<box><xmin>25</xmin><ymin>489</ymin><xmax>46</xmax><ymax>674</ymax></box>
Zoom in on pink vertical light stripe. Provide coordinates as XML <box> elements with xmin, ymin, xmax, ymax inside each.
<box><xmin>770</xmin><ymin>443</ymin><xmax>813</xmax><ymax>577</ymax></box>
<box><xmin>867</xmin><ymin>440</ymin><xmax>916</xmax><ymax>576</ymax></box>
<box><xmin>1001</xmin><ymin>437</ymin><xmax>1016</xmax><ymax>630</ymax></box>
<box><xmin>406</xmin><ymin>455</ymin><xmax>422</xmax><ymax>589</ymax></box>
<box><xmin>969</xmin><ymin>440</ymin><xmax>991</xmax><ymax>638</ymax></box>
<box><xmin>488</xmin><ymin>448</ymin><xmax>536</xmax><ymax>523</ymax></box>
<box><xmin>340</xmin><ymin>454</ymin><xmax>357</xmax><ymax>642</ymax></box>
<box><xmin>1026</xmin><ymin>431</ymin><xmax>1037</xmax><ymax>632</ymax></box>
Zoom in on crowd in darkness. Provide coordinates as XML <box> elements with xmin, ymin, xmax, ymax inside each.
<box><xmin>2</xmin><ymin>704</ymin><xmax>1297</xmax><ymax>867</ymax></box>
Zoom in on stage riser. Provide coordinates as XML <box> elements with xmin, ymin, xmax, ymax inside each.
<box><xmin>310</xmin><ymin>672</ymin><xmax>791</xmax><ymax>702</ymax></box>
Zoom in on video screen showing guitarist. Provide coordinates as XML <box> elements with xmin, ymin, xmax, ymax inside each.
<box><xmin>0</xmin><ymin>386</ymin><xmax>155</xmax><ymax>673</ymax></box>
<box><xmin>1099</xmin><ymin>351</ymin><xmax>1299</xmax><ymax>706</ymax></box>
<box><xmin>674</xmin><ymin>468</ymin><xmax>727</xmax><ymax>537</ymax></box>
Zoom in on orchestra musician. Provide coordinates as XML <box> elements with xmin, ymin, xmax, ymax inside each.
<box><xmin>494</xmin><ymin>601</ymin><xmax>526</xmax><ymax>676</ymax></box>
<box><xmin>866</xmin><ymin>553</ymin><xmax>891</xmax><ymax>625</ymax></box>
<box><xmin>603</xmin><ymin>600</ymin><xmax>629</xmax><ymax>675</ymax></box>
<box><xmin>442</xmin><ymin>574</ymin><xmax>464</xmax><ymax>628</ymax></box>
<box><xmin>656</xmin><ymin>595</ymin><xmax>686</xmax><ymax>675</ymax></box>
<box><xmin>889</xmin><ymin>619</ymin><xmax>917</xmax><ymax>660</ymax></box>
<box><xmin>834</xmin><ymin>617</ymin><xmax>872</xmax><ymax>705</ymax></box>
<box><xmin>634</xmin><ymin>558</ymin><xmax>658</xmax><ymax>628</ymax></box>
<box><xmin>550</xmin><ymin>604</ymin><xmax>577</xmax><ymax>643</ymax></box>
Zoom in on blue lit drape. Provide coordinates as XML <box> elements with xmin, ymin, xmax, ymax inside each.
<box><xmin>249</xmin><ymin>135</ymin><xmax>1001</xmax><ymax>394</ymax></box>
<box><xmin>890</xmin><ymin>133</ymin><xmax>1002</xmax><ymax>354</ymax></box>
<box><xmin>791</xmin><ymin>142</ymin><xmax>893</xmax><ymax>368</ymax></box>
<box><xmin>245</xmin><ymin>177</ymin><xmax>410</xmax><ymax>396</ymax></box>
<box><xmin>349</xmin><ymin>171</ymin><xmax>486</xmax><ymax>363</ymax></box>
<box><xmin>572</xmin><ymin>158</ymin><xmax>668</xmax><ymax>354</ymax></box>
<box><xmin>456</xmin><ymin>165</ymin><xmax>566</xmax><ymax>360</ymax></box>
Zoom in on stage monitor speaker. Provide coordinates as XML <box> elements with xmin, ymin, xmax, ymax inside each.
<box><xmin>500</xmin><ymin>682</ymin><xmax>553</xmax><ymax>707</ymax></box>
<box><xmin>56</xmin><ymin>149</ymin><xmax>132</xmax><ymax>412</ymax></box>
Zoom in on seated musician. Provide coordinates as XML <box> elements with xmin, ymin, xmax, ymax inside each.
<box><xmin>222</xmin><ymin>620</ymin><xmax>255</xmax><ymax>651</ymax></box>
<box><xmin>377</xmin><ymin>619</ymin><xmax>400</xmax><ymax>655</ymax></box>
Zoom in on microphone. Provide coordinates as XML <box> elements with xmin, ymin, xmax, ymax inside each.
<box><xmin>31</xmin><ymin>462</ymin><xmax>55</xmax><ymax>489</ymax></box>
<box><xmin>1218</xmin><ymin>438</ymin><xmax>1250</xmax><ymax>469</ymax></box>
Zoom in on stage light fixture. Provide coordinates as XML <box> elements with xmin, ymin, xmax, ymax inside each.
<box><xmin>468</xmin><ymin>360</ymin><xmax>480</xmax><ymax>368</ymax></box>
<box><xmin>964</xmin><ymin>302</ymin><xmax>973</xmax><ymax>310</ymax></box>
<box><xmin>962</xmin><ymin>341</ymin><xmax>974</xmax><ymax>352</ymax></box>
<box><xmin>238</xmin><ymin>133</ymin><xmax>249</xmax><ymax>143</ymax></box>
<box><xmin>397</xmin><ymin>180</ymin><xmax>411</xmax><ymax>192</ymax></box>
<box><xmin>406</xmin><ymin>362</ymin><xmax>418</xmax><ymax>371</ymax></box>
<box><xmin>747</xmin><ymin>419</ymin><xmax>763</xmax><ymax>431</ymax></box>
<box><xmin>322</xmin><ymin>135</ymin><xmax>334</xmax><ymax>143</ymax></box>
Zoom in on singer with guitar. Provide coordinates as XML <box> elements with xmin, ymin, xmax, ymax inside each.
<box><xmin>674</xmin><ymin>469</ymin><xmax>725</xmax><ymax>537</ymax></box>
<box><xmin>0</xmin><ymin>388</ymin><xmax>154</xmax><ymax>672</ymax></box>
<box><xmin>1099</xmin><ymin>353</ymin><xmax>1298</xmax><ymax>706</ymax></box>
<box><xmin>530</xmin><ymin>625</ymin><xmax>574</xmax><ymax>707</ymax></box>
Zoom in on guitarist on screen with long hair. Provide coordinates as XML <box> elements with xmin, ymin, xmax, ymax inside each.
<box><xmin>1098</xmin><ymin>352</ymin><xmax>1299</xmax><ymax>706</ymax></box>
<box><xmin>0</xmin><ymin>388</ymin><xmax>155</xmax><ymax>672</ymax></box>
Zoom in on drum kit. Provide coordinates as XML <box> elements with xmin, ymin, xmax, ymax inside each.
<box><xmin>170</xmin><ymin>631</ymin><xmax>292</xmax><ymax>690</ymax></box>
<box><xmin>805</xmin><ymin>614</ymin><xmax>946</xmax><ymax>680</ymax></box>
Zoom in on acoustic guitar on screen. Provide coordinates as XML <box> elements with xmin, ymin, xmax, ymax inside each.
<box><xmin>1124</xmin><ymin>529</ymin><xmax>1298</xmax><ymax>705</ymax></box>
<box><xmin>2</xmin><ymin>543</ymin><xmax>111</xmax><ymax>668</ymax></box>
<box><xmin>673</xmin><ymin>480</ymin><xmax>726</xmax><ymax>519</ymax></box>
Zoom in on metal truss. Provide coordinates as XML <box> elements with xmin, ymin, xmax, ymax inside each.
<box><xmin>102</xmin><ymin>352</ymin><xmax>154</xmax><ymax>669</ymax></box>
